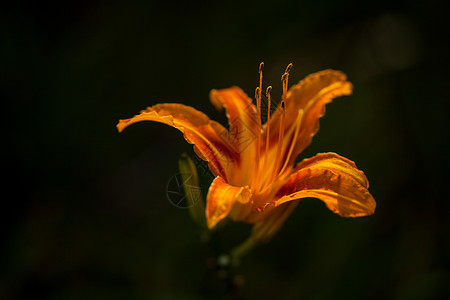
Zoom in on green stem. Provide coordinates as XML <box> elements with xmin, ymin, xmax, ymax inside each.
<box><xmin>230</xmin><ymin>236</ymin><xmax>258</xmax><ymax>264</ymax></box>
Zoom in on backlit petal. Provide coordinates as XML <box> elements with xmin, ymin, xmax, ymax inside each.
<box><xmin>261</xmin><ymin>70</ymin><xmax>353</xmax><ymax>171</ymax></box>
<box><xmin>293</xmin><ymin>152</ymin><xmax>369</xmax><ymax>187</ymax></box>
<box><xmin>117</xmin><ymin>103</ymin><xmax>239</xmax><ymax>179</ymax></box>
<box><xmin>210</xmin><ymin>87</ymin><xmax>259</xmax><ymax>186</ymax></box>
<box><xmin>206</xmin><ymin>176</ymin><xmax>253</xmax><ymax>229</ymax></box>
<box><xmin>273</xmin><ymin>153</ymin><xmax>375</xmax><ymax>217</ymax></box>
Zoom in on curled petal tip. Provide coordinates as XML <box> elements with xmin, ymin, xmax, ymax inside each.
<box><xmin>116</xmin><ymin>119</ymin><xmax>129</xmax><ymax>133</ymax></box>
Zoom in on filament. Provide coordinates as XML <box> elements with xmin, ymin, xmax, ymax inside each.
<box><xmin>278</xmin><ymin>109</ymin><xmax>303</xmax><ymax>175</ymax></box>
<box><xmin>263</xmin><ymin>86</ymin><xmax>272</xmax><ymax>170</ymax></box>
<box><xmin>258</xmin><ymin>85</ymin><xmax>273</xmax><ymax>192</ymax></box>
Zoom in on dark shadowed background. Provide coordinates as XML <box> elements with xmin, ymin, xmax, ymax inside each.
<box><xmin>1</xmin><ymin>0</ymin><xmax>449</xmax><ymax>299</ymax></box>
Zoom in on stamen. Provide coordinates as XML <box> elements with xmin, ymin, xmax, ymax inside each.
<box><xmin>265</xmin><ymin>86</ymin><xmax>273</xmax><ymax>99</ymax></box>
<box><xmin>253</xmin><ymin>62</ymin><xmax>264</xmax><ymax>190</ymax></box>
<box><xmin>257</xmin><ymin>62</ymin><xmax>264</xmax><ymax>120</ymax></box>
<box><xmin>284</xmin><ymin>63</ymin><xmax>293</xmax><ymax>74</ymax></box>
<box><xmin>263</xmin><ymin>63</ymin><xmax>292</xmax><ymax>190</ymax></box>
<box><xmin>259</xmin><ymin>62</ymin><xmax>265</xmax><ymax>73</ymax></box>
<box><xmin>254</xmin><ymin>87</ymin><xmax>260</xmax><ymax>103</ymax></box>
<box><xmin>268</xmin><ymin>102</ymin><xmax>285</xmax><ymax>183</ymax></box>
<box><xmin>281</xmin><ymin>63</ymin><xmax>293</xmax><ymax>104</ymax></box>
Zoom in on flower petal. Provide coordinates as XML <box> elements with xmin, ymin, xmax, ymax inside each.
<box><xmin>117</xmin><ymin>103</ymin><xmax>239</xmax><ymax>179</ymax></box>
<box><xmin>261</xmin><ymin>70</ymin><xmax>353</xmax><ymax>171</ymax></box>
<box><xmin>273</xmin><ymin>153</ymin><xmax>375</xmax><ymax>217</ymax></box>
<box><xmin>293</xmin><ymin>152</ymin><xmax>369</xmax><ymax>187</ymax></box>
<box><xmin>206</xmin><ymin>176</ymin><xmax>253</xmax><ymax>229</ymax></box>
<box><xmin>210</xmin><ymin>87</ymin><xmax>259</xmax><ymax>186</ymax></box>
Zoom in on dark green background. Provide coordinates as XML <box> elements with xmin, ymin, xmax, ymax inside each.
<box><xmin>2</xmin><ymin>0</ymin><xmax>449</xmax><ymax>299</ymax></box>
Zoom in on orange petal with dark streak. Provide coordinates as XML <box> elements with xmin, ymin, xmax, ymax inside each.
<box><xmin>210</xmin><ymin>87</ymin><xmax>259</xmax><ymax>186</ymax></box>
<box><xmin>117</xmin><ymin>103</ymin><xmax>239</xmax><ymax>179</ymax></box>
<box><xmin>261</xmin><ymin>70</ymin><xmax>353</xmax><ymax>171</ymax></box>
<box><xmin>206</xmin><ymin>176</ymin><xmax>252</xmax><ymax>229</ymax></box>
<box><xmin>273</xmin><ymin>153</ymin><xmax>375</xmax><ymax>217</ymax></box>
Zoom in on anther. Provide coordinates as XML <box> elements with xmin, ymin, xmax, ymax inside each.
<box><xmin>281</xmin><ymin>63</ymin><xmax>293</xmax><ymax>105</ymax></box>
<box><xmin>259</xmin><ymin>62</ymin><xmax>264</xmax><ymax>74</ymax></box>
<box><xmin>255</xmin><ymin>87</ymin><xmax>261</xmax><ymax>100</ymax></box>
<box><xmin>285</xmin><ymin>63</ymin><xmax>293</xmax><ymax>74</ymax></box>
<box><xmin>265</xmin><ymin>86</ymin><xmax>272</xmax><ymax>97</ymax></box>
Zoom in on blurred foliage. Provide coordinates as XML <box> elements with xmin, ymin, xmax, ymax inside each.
<box><xmin>1</xmin><ymin>0</ymin><xmax>449</xmax><ymax>299</ymax></box>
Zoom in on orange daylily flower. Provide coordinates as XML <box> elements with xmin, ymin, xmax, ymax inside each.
<box><xmin>117</xmin><ymin>64</ymin><xmax>375</xmax><ymax>242</ymax></box>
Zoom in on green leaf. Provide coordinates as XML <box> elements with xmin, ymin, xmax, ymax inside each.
<box><xmin>178</xmin><ymin>153</ymin><xmax>207</xmax><ymax>229</ymax></box>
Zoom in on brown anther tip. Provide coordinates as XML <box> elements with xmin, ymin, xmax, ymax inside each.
<box><xmin>285</xmin><ymin>63</ymin><xmax>293</xmax><ymax>73</ymax></box>
<box><xmin>259</xmin><ymin>62</ymin><xmax>264</xmax><ymax>73</ymax></box>
<box><xmin>265</xmin><ymin>86</ymin><xmax>272</xmax><ymax>97</ymax></box>
<box><xmin>255</xmin><ymin>87</ymin><xmax>260</xmax><ymax>98</ymax></box>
